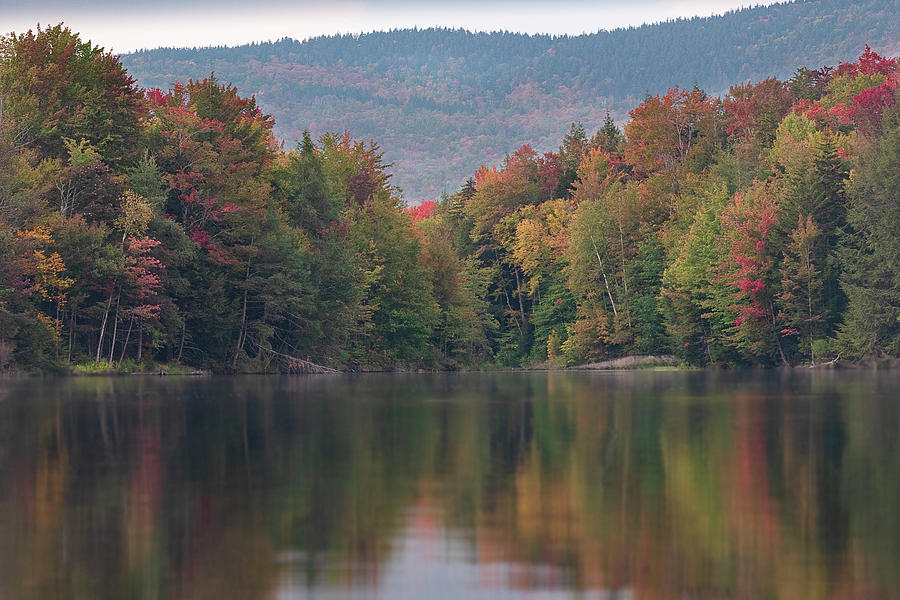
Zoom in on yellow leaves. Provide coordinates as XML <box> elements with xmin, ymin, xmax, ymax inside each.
<box><xmin>18</xmin><ymin>226</ymin><xmax>73</xmax><ymax>303</ymax></box>
<box><xmin>16</xmin><ymin>224</ymin><xmax>73</xmax><ymax>341</ymax></box>
<box><xmin>560</xmin><ymin>304</ymin><xmax>612</xmax><ymax>363</ymax></box>
<box><xmin>574</xmin><ymin>148</ymin><xmax>618</xmax><ymax>201</ymax></box>
<box><xmin>114</xmin><ymin>190</ymin><xmax>152</xmax><ymax>240</ymax></box>
<box><xmin>771</xmin><ymin>113</ymin><xmax>854</xmax><ymax>175</ymax></box>
<box><xmin>35</xmin><ymin>312</ymin><xmax>63</xmax><ymax>341</ymax></box>
<box><xmin>546</xmin><ymin>329</ymin><xmax>562</xmax><ymax>360</ymax></box>
<box><xmin>512</xmin><ymin>218</ymin><xmax>547</xmax><ymax>292</ymax></box>
<box><xmin>62</xmin><ymin>137</ymin><xmax>102</xmax><ymax>166</ymax></box>
<box><xmin>19</xmin><ymin>223</ymin><xmax>53</xmax><ymax>244</ymax></box>
<box><xmin>31</xmin><ymin>249</ymin><xmax>74</xmax><ymax>303</ymax></box>
<box><xmin>510</xmin><ymin>198</ymin><xmax>572</xmax><ymax>294</ymax></box>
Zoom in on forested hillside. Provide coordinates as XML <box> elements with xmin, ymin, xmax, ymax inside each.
<box><xmin>1</xmin><ymin>24</ymin><xmax>900</xmax><ymax>373</ymax></box>
<box><xmin>121</xmin><ymin>0</ymin><xmax>900</xmax><ymax>201</ymax></box>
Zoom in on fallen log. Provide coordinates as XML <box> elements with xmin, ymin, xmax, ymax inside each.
<box><xmin>254</xmin><ymin>345</ymin><xmax>341</xmax><ymax>374</ymax></box>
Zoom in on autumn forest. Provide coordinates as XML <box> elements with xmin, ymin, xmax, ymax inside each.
<box><xmin>1</xmin><ymin>24</ymin><xmax>900</xmax><ymax>373</ymax></box>
<box><xmin>124</xmin><ymin>0</ymin><xmax>900</xmax><ymax>201</ymax></box>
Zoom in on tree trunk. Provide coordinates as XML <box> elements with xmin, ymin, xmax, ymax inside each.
<box><xmin>770</xmin><ymin>300</ymin><xmax>790</xmax><ymax>367</ymax></box>
<box><xmin>590</xmin><ymin>234</ymin><xmax>618</xmax><ymax>317</ymax></box>
<box><xmin>96</xmin><ymin>289</ymin><xmax>115</xmax><ymax>362</ymax></box>
<box><xmin>119</xmin><ymin>316</ymin><xmax>134</xmax><ymax>363</ymax></box>
<box><xmin>54</xmin><ymin>303</ymin><xmax>61</xmax><ymax>360</ymax></box>
<box><xmin>806</xmin><ymin>252</ymin><xmax>815</xmax><ymax>365</ymax></box>
<box><xmin>233</xmin><ymin>253</ymin><xmax>253</xmax><ymax>368</ymax></box>
<box><xmin>493</xmin><ymin>250</ymin><xmax>522</xmax><ymax>335</ymax></box>
<box><xmin>514</xmin><ymin>269</ymin><xmax>526</xmax><ymax>338</ymax></box>
<box><xmin>500</xmin><ymin>282</ymin><xmax>522</xmax><ymax>335</ymax></box>
<box><xmin>137</xmin><ymin>320</ymin><xmax>143</xmax><ymax>363</ymax></box>
<box><xmin>177</xmin><ymin>321</ymin><xmax>186</xmax><ymax>363</ymax></box>
<box><xmin>67</xmin><ymin>308</ymin><xmax>75</xmax><ymax>363</ymax></box>
<box><xmin>618</xmin><ymin>225</ymin><xmax>632</xmax><ymax>328</ymax></box>
<box><xmin>108</xmin><ymin>288</ymin><xmax>122</xmax><ymax>367</ymax></box>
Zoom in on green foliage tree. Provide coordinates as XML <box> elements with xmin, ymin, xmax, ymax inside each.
<box><xmin>778</xmin><ymin>215</ymin><xmax>826</xmax><ymax>362</ymax></box>
<box><xmin>839</xmin><ymin>102</ymin><xmax>900</xmax><ymax>357</ymax></box>
<box><xmin>0</xmin><ymin>24</ymin><xmax>144</xmax><ymax>166</ymax></box>
<box><xmin>348</xmin><ymin>194</ymin><xmax>439</xmax><ymax>366</ymax></box>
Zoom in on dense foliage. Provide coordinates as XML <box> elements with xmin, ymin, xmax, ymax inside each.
<box><xmin>121</xmin><ymin>0</ymin><xmax>900</xmax><ymax>200</ymax></box>
<box><xmin>1</xmin><ymin>24</ymin><xmax>899</xmax><ymax>372</ymax></box>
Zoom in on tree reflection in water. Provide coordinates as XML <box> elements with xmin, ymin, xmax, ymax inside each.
<box><xmin>0</xmin><ymin>371</ymin><xmax>897</xmax><ymax>599</ymax></box>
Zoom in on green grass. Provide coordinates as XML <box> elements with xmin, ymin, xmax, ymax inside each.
<box><xmin>70</xmin><ymin>360</ymin><xmax>203</xmax><ymax>376</ymax></box>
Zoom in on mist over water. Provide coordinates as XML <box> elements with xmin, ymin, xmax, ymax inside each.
<box><xmin>1</xmin><ymin>371</ymin><xmax>898</xmax><ymax>599</ymax></box>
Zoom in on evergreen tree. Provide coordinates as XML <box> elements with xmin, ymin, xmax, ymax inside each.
<box><xmin>839</xmin><ymin>103</ymin><xmax>900</xmax><ymax>357</ymax></box>
<box><xmin>778</xmin><ymin>216</ymin><xmax>826</xmax><ymax>362</ymax></box>
<box><xmin>591</xmin><ymin>111</ymin><xmax>623</xmax><ymax>154</ymax></box>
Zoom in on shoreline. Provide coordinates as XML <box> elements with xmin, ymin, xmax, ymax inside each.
<box><xmin>5</xmin><ymin>354</ymin><xmax>900</xmax><ymax>378</ymax></box>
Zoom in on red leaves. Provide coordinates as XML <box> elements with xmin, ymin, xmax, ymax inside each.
<box><xmin>858</xmin><ymin>45</ymin><xmax>896</xmax><ymax>77</ymax></box>
<box><xmin>792</xmin><ymin>98</ymin><xmax>858</xmax><ymax>130</ymax></box>
<box><xmin>726</xmin><ymin>193</ymin><xmax>776</xmax><ymax>282</ymax></box>
<box><xmin>786</xmin><ymin>46</ymin><xmax>899</xmax><ymax>136</ymax></box>
<box><xmin>189</xmin><ymin>230</ymin><xmax>211</xmax><ymax>246</ymax></box>
<box><xmin>792</xmin><ymin>98</ymin><xmax>829</xmax><ymax>123</ymax></box>
<box><xmin>126</xmin><ymin>236</ymin><xmax>161</xmax><ymax>255</ymax></box>
<box><xmin>406</xmin><ymin>200</ymin><xmax>437</xmax><ymax>223</ymax></box>
<box><xmin>146</xmin><ymin>79</ymin><xmax>276</xmax><ymax>277</ymax></box>
<box><xmin>736</xmin><ymin>278</ymin><xmax>766</xmax><ymax>295</ymax></box>
<box><xmin>506</xmin><ymin>145</ymin><xmax>540</xmax><ymax>181</ymax></box>
<box><xmin>625</xmin><ymin>86</ymin><xmax>720</xmax><ymax>176</ymax></box>
<box><xmin>722</xmin><ymin>190</ymin><xmax>778</xmax><ymax>332</ymax></box>
<box><xmin>472</xmin><ymin>145</ymin><xmax>542</xmax><ymax>208</ymax></box>
<box><xmin>188</xmin><ymin>229</ymin><xmax>237</xmax><ymax>266</ymax></box>
<box><xmin>474</xmin><ymin>164</ymin><xmax>497</xmax><ymax>185</ymax></box>
<box><xmin>145</xmin><ymin>87</ymin><xmax>167</xmax><ymax>106</ymax></box>
<box><xmin>157</xmin><ymin>107</ymin><xmax>224</xmax><ymax>143</ymax></box>
<box><xmin>124</xmin><ymin>237</ymin><xmax>164</xmax><ymax>310</ymax></box>
<box><xmin>851</xmin><ymin>79</ymin><xmax>898</xmax><ymax>136</ymax></box>
<box><xmin>827</xmin><ymin>103</ymin><xmax>854</xmax><ymax>126</ymax></box>
<box><xmin>536</xmin><ymin>151</ymin><xmax>562</xmax><ymax>201</ymax></box>
<box><xmin>836</xmin><ymin>45</ymin><xmax>898</xmax><ymax>79</ymax></box>
<box><xmin>180</xmin><ymin>189</ymin><xmax>214</xmax><ymax>208</ymax></box>
<box><xmin>724</xmin><ymin>78</ymin><xmax>793</xmax><ymax>142</ymax></box>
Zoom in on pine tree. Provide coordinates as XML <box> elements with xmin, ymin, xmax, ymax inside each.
<box><xmin>778</xmin><ymin>215</ymin><xmax>825</xmax><ymax>363</ymax></box>
<box><xmin>839</xmin><ymin>105</ymin><xmax>900</xmax><ymax>357</ymax></box>
<box><xmin>591</xmin><ymin>111</ymin><xmax>623</xmax><ymax>154</ymax></box>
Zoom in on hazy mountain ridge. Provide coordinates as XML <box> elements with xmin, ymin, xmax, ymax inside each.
<box><xmin>122</xmin><ymin>0</ymin><xmax>899</xmax><ymax>201</ymax></box>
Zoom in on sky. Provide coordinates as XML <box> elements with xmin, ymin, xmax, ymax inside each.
<box><xmin>2</xmin><ymin>0</ymin><xmax>779</xmax><ymax>53</ymax></box>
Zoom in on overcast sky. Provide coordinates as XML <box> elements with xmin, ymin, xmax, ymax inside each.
<box><xmin>2</xmin><ymin>0</ymin><xmax>779</xmax><ymax>53</ymax></box>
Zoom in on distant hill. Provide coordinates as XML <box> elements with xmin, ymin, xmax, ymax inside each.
<box><xmin>122</xmin><ymin>0</ymin><xmax>900</xmax><ymax>202</ymax></box>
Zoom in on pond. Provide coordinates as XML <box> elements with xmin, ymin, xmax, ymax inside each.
<box><xmin>0</xmin><ymin>371</ymin><xmax>898</xmax><ymax>599</ymax></box>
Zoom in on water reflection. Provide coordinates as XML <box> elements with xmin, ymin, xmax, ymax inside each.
<box><xmin>0</xmin><ymin>371</ymin><xmax>898</xmax><ymax>599</ymax></box>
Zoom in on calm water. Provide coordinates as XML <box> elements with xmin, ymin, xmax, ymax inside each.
<box><xmin>0</xmin><ymin>371</ymin><xmax>898</xmax><ymax>599</ymax></box>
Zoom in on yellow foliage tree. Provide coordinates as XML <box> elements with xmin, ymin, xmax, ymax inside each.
<box><xmin>18</xmin><ymin>225</ymin><xmax>73</xmax><ymax>341</ymax></box>
<box><xmin>114</xmin><ymin>190</ymin><xmax>152</xmax><ymax>243</ymax></box>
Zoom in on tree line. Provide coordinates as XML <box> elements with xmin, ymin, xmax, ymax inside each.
<box><xmin>1</xmin><ymin>24</ymin><xmax>899</xmax><ymax>371</ymax></box>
